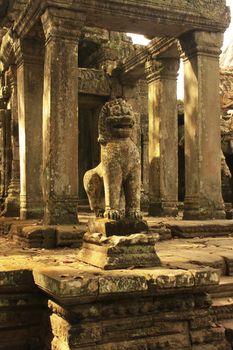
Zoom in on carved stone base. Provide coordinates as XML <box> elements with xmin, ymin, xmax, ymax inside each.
<box><xmin>20</xmin><ymin>207</ymin><xmax>44</xmax><ymax>220</ymax></box>
<box><xmin>20</xmin><ymin>195</ymin><xmax>44</xmax><ymax>220</ymax></box>
<box><xmin>3</xmin><ymin>196</ymin><xmax>20</xmax><ymax>217</ymax></box>
<box><xmin>184</xmin><ymin>199</ymin><xmax>226</xmax><ymax>220</ymax></box>
<box><xmin>13</xmin><ymin>224</ymin><xmax>85</xmax><ymax>249</ymax></box>
<box><xmin>3</xmin><ymin>179</ymin><xmax>20</xmax><ymax>216</ymax></box>
<box><xmin>78</xmin><ymin>218</ymin><xmax>160</xmax><ymax>270</ymax></box>
<box><xmin>78</xmin><ymin>232</ymin><xmax>160</xmax><ymax>270</ymax></box>
<box><xmin>149</xmin><ymin>201</ymin><xmax>178</xmax><ymax>217</ymax></box>
<box><xmin>87</xmin><ymin>218</ymin><xmax>149</xmax><ymax>236</ymax></box>
<box><xmin>44</xmin><ymin>198</ymin><xmax>78</xmax><ymax>225</ymax></box>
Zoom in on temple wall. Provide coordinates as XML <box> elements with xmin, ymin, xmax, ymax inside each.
<box><xmin>0</xmin><ymin>267</ymin><xmax>230</xmax><ymax>350</ymax></box>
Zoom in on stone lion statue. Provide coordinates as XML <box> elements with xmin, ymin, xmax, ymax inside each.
<box><xmin>83</xmin><ymin>98</ymin><xmax>142</xmax><ymax>220</ymax></box>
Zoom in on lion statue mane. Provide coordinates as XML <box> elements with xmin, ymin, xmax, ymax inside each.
<box><xmin>83</xmin><ymin>98</ymin><xmax>142</xmax><ymax>220</ymax></box>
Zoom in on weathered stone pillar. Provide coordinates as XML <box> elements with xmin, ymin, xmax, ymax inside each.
<box><xmin>122</xmin><ymin>80</ymin><xmax>149</xmax><ymax>209</ymax></box>
<box><xmin>0</xmin><ymin>105</ymin><xmax>11</xmax><ymax>202</ymax></box>
<box><xmin>4</xmin><ymin>66</ymin><xmax>20</xmax><ymax>216</ymax></box>
<box><xmin>41</xmin><ymin>8</ymin><xmax>85</xmax><ymax>224</ymax></box>
<box><xmin>122</xmin><ymin>81</ymin><xmax>141</xmax><ymax>155</ymax></box>
<box><xmin>145</xmin><ymin>57</ymin><xmax>179</xmax><ymax>216</ymax></box>
<box><xmin>14</xmin><ymin>38</ymin><xmax>44</xmax><ymax>219</ymax></box>
<box><xmin>180</xmin><ymin>31</ymin><xmax>225</xmax><ymax>220</ymax></box>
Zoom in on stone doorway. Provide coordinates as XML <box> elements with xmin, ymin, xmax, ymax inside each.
<box><xmin>78</xmin><ymin>96</ymin><xmax>106</xmax><ymax>203</ymax></box>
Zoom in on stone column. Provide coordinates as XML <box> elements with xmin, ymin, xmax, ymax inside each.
<box><xmin>0</xmin><ymin>77</ymin><xmax>12</xmax><ymax>204</ymax></box>
<box><xmin>41</xmin><ymin>8</ymin><xmax>85</xmax><ymax>224</ymax></box>
<box><xmin>179</xmin><ymin>31</ymin><xmax>225</xmax><ymax>220</ymax></box>
<box><xmin>122</xmin><ymin>80</ymin><xmax>149</xmax><ymax>209</ymax></box>
<box><xmin>0</xmin><ymin>106</ymin><xmax>11</xmax><ymax>202</ymax></box>
<box><xmin>145</xmin><ymin>57</ymin><xmax>179</xmax><ymax>216</ymax></box>
<box><xmin>14</xmin><ymin>38</ymin><xmax>44</xmax><ymax>219</ymax></box>
<box><xmin>122</xmin><ymin>81</ymin><xmax>141</xmax><ymax>152</ymax></box>
<box><xmin>4</xmin><ymin>66</ymin><xmax>20</xmax><ymax>216</ymax></box>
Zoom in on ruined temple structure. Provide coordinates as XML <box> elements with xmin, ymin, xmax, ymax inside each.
<box><xmin>217</xmin><ymin>41</ymin><xmax>233</xmax><ymax>206</ymax></box>
<box><xmin>0</xmin><ymin>0</ymin><xmax>230</xmax><ymax>222</ymax></box>
<box><xmin>1</xmin><ymin>1</ymin><xmax>233</xmax><ymax>350</ymax></box>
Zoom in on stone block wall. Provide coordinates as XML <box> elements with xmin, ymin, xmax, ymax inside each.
<box><xmin>0</xmin><ymin>265</ymin><xmax>231</xmax><ymax>350</ymax></box>
<box><xmin>32</xmin><ymin>265</ymin><xmax>231</xmax><ymax>350</ymax></box>
<box><xmin>47</xmin><ymin>292</ymin><xmax>230</xmax><ymax>350</ymax></box>
<box><xmin>0</xmin><ymin>269</ymin><xmax>51</xmax><ymax>350</ymax></box>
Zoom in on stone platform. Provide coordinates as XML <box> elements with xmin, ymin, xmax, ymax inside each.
<box><xmin>1</xmin><ymin>215</ymin><xmax>233</xmax><ymax>348</ymax></box>
<box><xmin>162</xmin><ymin>219</ymin><xmax>233</xmax><ymax>238</ymax></box>
<box><xmin>0</xmin><ymin>233</ymin><xmax>228</xmax><ymax>349</ymax></box>
<box><xmin>1</xmin><ymin>227</ymin><xmax>233</xmax><ymax>349</ymax></box>
<box><xmin>4</xmin><ymin>214</ymin><xmax>233</xmax><ymax>249</ymax></box>
<box><xmin>0</xmin><ymin>217</ymin><xmax>86</xmax><ymax>248</ymax></box>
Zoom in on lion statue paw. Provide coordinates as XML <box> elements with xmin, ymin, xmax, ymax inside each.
<box><xmin>126</xmin><ymin>209</ymin><xmax>143</xmax><ymax>220</ymax></box>
<box><xmin>104</xmin><ymin>209</ymin><xmax>122</xmax><ymax>220</ymax></box>
<box><xmin>95</xmin><ymin>209</ymin><xmax>105</xmax><ymax>218</ymax></box>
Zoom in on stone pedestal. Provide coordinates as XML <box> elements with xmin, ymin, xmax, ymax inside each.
<box><xmin>14</xmin><ymin>38</ymin><xmax>44</xmax><ymax>219</ymax></box>
<box><xmin>41</xmin><ymin>8</ymin><xmax>85</xmax><ymax>224</ymax></box>
<box><xmin>78</xmin><ymin>218</ymin><xmax>160</xmax><ymax>269</ymax></box>
<box><xmin>146</xmin><ymin>57</ymin><xmax>179</xmax><ymax>217</ymax></box>
<box><xmin>180</xmin><ymin>31</ymin><xmax>225</xmax><ymax>220</ymax></box>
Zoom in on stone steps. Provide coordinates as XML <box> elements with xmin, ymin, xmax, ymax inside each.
<box><xmin>12</xmin><ymin>224</ymin><xmax>86</xmax><ymax>249</ymax></box>
<box><xmin>210</xmin><ymin>276</ymin><xmax>233</xmax><ymax>347</ymax></box>
<box><xmin>164</xmin><ymin>220</ymin><xmax>233</xmax><ymax>239</ymax></box>
<box><xmin>210</xmin><ymin>276</ymin><xmax>233</xmax><ymax>298</ymax></box>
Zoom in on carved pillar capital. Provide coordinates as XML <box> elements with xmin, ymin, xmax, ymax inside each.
<box><xmin>0</xmin><ymin>30</ymin><xmax>15</xmax><ymax>70</ymax></box>
<box><xmin>14</xmin><ymin>38</ymin><xmax>44</xmax><ymax>67</ymax></box>
<box><xmin>7</xmin><ymin>65</ymin><xmax>17</xmax><ymax>89</ymax></box>
<box><xmin>145</xmin><ymin>57</ymin><xmax>180</xmax><ymax>84</ymax></box>
<box><xmin>41</xmin><ymin>8</ymin><xmax>85</xmax><ymax>45</ymax></box>
<box><xmin>179</xmin><ymin>31</ymin><xmax>223</xmax><ymax>60</ymax></box>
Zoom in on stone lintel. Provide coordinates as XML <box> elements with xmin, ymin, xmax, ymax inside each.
<box><xmin>13</xmin><ymin>0</ymin><xmax>229</xmax><ymax>40</ymax></box>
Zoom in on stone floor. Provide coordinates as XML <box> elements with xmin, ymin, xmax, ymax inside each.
<box><xmin>1</xmin><ymin>212</ymin><xmax>233</xmax><ymax>274</ymax></box>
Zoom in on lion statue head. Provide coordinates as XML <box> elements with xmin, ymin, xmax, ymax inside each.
<box><xmin>98</xmin><ymin>98</ymin><xmax>136</xmax><ymax>145</ymax></box>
